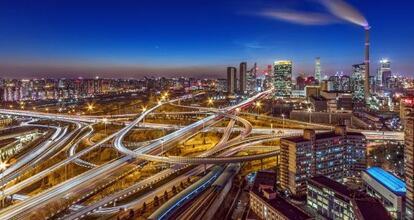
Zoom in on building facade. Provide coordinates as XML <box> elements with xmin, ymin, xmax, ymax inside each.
<box><xmin>249</xmin><ymin>171</ymin><xmax>313</xmax><ymax>220</ymax></box>
<box><xmin>315</xmin><ymin>57</ymin><xmax>321</xmax><ymax>83</ymax></box>
<box><xmin>352</xmin><ymin>63</ymin><xmax>366</xmax><ymax>101</ymax></box>
<box><xmin>307</xmin><ymin>175</ymin><xmax>391</xmax><ymax>220</ymax></box>
<box><xmin>362</xmin><ymin>167</ymin><xmax>406</xmax><ymax>219</ymax></box>
<box><xmin>273</xmin><ymin>60</ymin><xmax>292</xmax><ymax>97</ymax></box>
<box><xmin>239</xmin><ymin>62</ymin><xmax>247</xmax><ymax>94</ymax></box>
<box><xmin>227</xmin><ymin>67</ymin><xmax>237</xmax><ymax>95</ymax></box>
<box><xmin>377</xmin><ymin>59</ymin><xmax>391</xmax><ymax>87</ymax></box>
<box><xmin>404</xmin><ymin>113</ymin><xmax>414</xmax><ymax>219</ymax></box>
<box><xmin>280</xmin><ymin>126</ymin><xmax>366</xmax><ymax>195</ymax></box>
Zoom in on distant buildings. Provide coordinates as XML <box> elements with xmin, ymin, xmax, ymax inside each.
<box><xmin>307</xmin><ymin>175</ymin><xmax>391</xmax><ymax>220</ymax></box>
<box><xmin>227</xmin><ymin>67</ymin><xmax>237</xmax><ymax>95</ymax></box>
<box><xmin>280</xmin><ymin>126</ymin><xmax>366</xmax><ymax>196</ymax></box>
<box><xmin>249</xmin><ymin>171</ymin><xmax>313</xmax><ymax>220</ymax></box>
<box><xmin>404</xmin><ymin>113</ymin><xmax>414</xmax><ymax>219</ymax></box>
<box><xmin>239</xmin><ymin>62</ymin><xmax>247</xmax><ymax>94</ymax></box>
<box><xmin>362</xmin><ymin>167</ymin><xmax>406</xmax><ymax>219</ymax></box>
<box><xmin>352</xmin><ymin>63</ymin><xmax>367</xmax><ymax>101</ymax></box>
<box><xmin>315</xmin><ymin>57</ymin><xmax>321</xmax><ymax>83</ymax></box>
<box><xmin>377</xmin><ymin>59</ymin><xmax>392</xmax><ymax>87</ymax></box>
<box><xmin>226</xmin><ymin>62</ymin><xmax>257</xmax><ymax>96</ymax></box>
<box><xmin>247</xmin><ymin>62</ymin><xmax>258</xmax><ymax>93</ymax></box>
<box><xmin>319</xmin><ymin>90</ymin><xmax>353</xmax><ymax>113</ymax></box>
<box><xmin>273</xmin><ymin>60</ymin><xmax>292</xmax><ymax>97</ymax></box>
<box><xmin>1</xmin><ymin>78</ymin><xmax>114</xmax><ymax>102</ymax></box>
<box><xmin>0</xmin><ymin>77</ymin><xmax>217</xmax><ymax>103</ymax></box>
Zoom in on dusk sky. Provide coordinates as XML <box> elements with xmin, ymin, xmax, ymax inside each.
<box><xmin>1</xmin><ymin>0</ymin><xmax>414</xmax><ymax>79</ymax></box>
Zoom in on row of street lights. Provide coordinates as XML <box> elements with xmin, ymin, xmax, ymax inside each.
<box><xmin>0</xmin><ymin>161</ymin><xmax>8</xmax><ymax>208</ymax></box>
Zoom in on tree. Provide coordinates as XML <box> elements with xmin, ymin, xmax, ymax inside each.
<box><xmin>128</xmin><ymin>210</ymin><xmax>135</xmax><ymax>218</ymax></box>
<box><xmin>180</xmin><ymin>182</ymin><xmax>184</xmax><ymax>189</ymax></box>
<box><xmin>164</xmin><ymin>191</ymin><xmax>168</xmax><ymax>200</ymax></box>
<box><xmin>187</xmin><ymin>177</ymin><xmax>191</xmax><ymax>184</ymax></box>
<box><xmin>154</xmin><ymin>196</ymin><xmax>159</xmax><ymax>206</ymax></box>
<box><xmin>172</xmin><ymin>186</ymin><xmax>177</xmax><ymax>194</ymax></box>
<box><xmin>142</xmin><ymin>202</ymin><xmax>147</xmax><ymax>211</ymax></box>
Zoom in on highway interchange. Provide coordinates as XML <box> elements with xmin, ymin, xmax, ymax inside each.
<box><xmin>0</xmin><ymin>89</ymin><xmax>404</xmax><ymax>220</ymax></box>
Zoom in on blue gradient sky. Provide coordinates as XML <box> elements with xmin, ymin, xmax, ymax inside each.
<box><xmin>0</xmin><ymin>0</ymin><xmax>413</xmax><ymax>78</ymax></box>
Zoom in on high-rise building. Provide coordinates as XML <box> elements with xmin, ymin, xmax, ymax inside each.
<box><xmin>351</xmin><ymin>63</ymin><xmax>366</xmax><ymax>101</ymax></box>
<box><xmin>307</xmin><ymin>175</ymin><xmax>392</xmax><ymax>220</ymax></box>
<box><xmin>273</xmin><ymin>60</ymin><xmax>292</xmax><ymax>97</ymax></box>
<box><xmin>227</xmin><ymin>67</ymin><xmax>237</xmax><ymax>95</ymax></box>
<box><xmin>280</xmin><ymin>126</ymin><xmax>366</xmax><ymax>195</ymax></box>
<box><xmin>245</xmin><ymin>62</ymin><xmax>257</xmax><ymax>93</ymax></box>
<box><xmin>315</xmin><ymin>57</ymin><xmax>321</xmax><ymax>83</ymax></box>
<box><xmin>404</xmin><ymin>113</ymin><xmax>414</xmax><ymax>219</ymax></box>
<box><xmin>377</xmin><ymin>59</ymin><xmax>391</xmax><ymax>87</ymax></box>
<box><xmin>239</xmin><ymin>62</ymin><xmax>247</xmax><ymax>94</ymax></box>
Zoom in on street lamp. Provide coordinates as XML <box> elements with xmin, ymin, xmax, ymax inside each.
<box><xmin>255</xmin><ymin>102</ymin><xmax>261</xmax><ymax>115</ymax></box>
<box><xmin>87</xmin><ymin>104</ymin><xmax>94</xmax><ymax>112</ymax></box>
<box><xmin>142</xmin><ymin>107</ymin><xmax>147</xmax><ymax>123</ymax></box>
<box><xmin>102</xmin><ymin>118</ymin><xmax>108</xmax><ymax>135</ymax></box>
<box><xmin>281</xmin><ymin>114</ymin><xmax>285</xmax><ymax>130</ymax></box>
<box><xmin>208</xmin><ymin>98</ymin><xmax>213</xmax><ymax>106</ymax></box>
<box><xmin>307</xmin><ymin>108</ymin><xmax>312</xmax><ymax>123</ymax></box>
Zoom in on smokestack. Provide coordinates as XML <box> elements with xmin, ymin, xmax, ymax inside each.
<box><xmin>364</xmin><ymin>26</ymin><xmax>370</xmax><ymax>100</ymax></box>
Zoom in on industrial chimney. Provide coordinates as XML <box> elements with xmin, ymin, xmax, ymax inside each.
<box><xmin>364</xmin><ymin>26</ymin><xmax>370</xmax><ymax>100</ymax></box>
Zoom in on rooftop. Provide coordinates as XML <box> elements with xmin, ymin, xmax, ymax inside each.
<box><xmin>282</xmin><ymin>129</ymin><xmax>365</xmax><ymax>144</ymax></box>
<box><xmin>365</xmin><ymin>167</ymin><xmax>406</xmax><ymax>195</ymax></box>
<box><xmin>251</xmin><ymin>171</ymin><xmax>313</xmax><ymax>220</ymax></box>
<box><xmin>309</xmin><ymin>176</ymin><xmax>353</xmax><ymax>199</ymax></box>
<box><xmin>251</xmin><ymin>189</ymin><xmax>313</xmax><ymax>220</ymax></box>
<box><xmin>309</xmin><ymin>175</ymin><xmax>391</xmax><ymax>220</ymax></box>
<box><xmin>310</xmin><ymin>95</ymin><xmax>326</xmax><ymax>101</ymax></box>
<box><xmin>253</xmin><ymin>170</ymin><xmax>276</xmax><ymax>188</ymax></box>
<box><xmin>353</xmin><ymin>197</ymin><xmax>392</xmax><ymax>220</ymax></box>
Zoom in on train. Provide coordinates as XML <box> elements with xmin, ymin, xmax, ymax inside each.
<box><xmin>148</xmin><ymin>166</ymin><xmax>224</xmax><ymax>220</ymax></box>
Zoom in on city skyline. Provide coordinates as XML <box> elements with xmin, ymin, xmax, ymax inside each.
<box><xmin>0</xmin><ymin>1</ymin><xmax>411</xmax><ymax>219</ymax></box>
<box><xmin>1</xmin><ymin>0</ymin><xmax>414</xmax><ymax>78</ymax></box>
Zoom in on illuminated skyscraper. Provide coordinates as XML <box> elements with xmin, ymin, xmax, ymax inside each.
<box><xmin>377</xmin><ymin>59</ymin><xmax>391</xmax><ymax>87</ymax></box>
<box><xmin>315</xmin><ymin>57</ymin><xmax>322</xmax><ymax>83</ymax></box>
<box><xmin>246</xmin><ymin>62</ymin><xmax>257</xmax><ymax>93</ymax></box>
<box><xmin>239</xmin><ymin>62</ymin><xmax>247</xmax><ymax>94</ymax></box>
<box><xmin>280</xmin><ymin>126</ymin><xmax>366</xmax><ymax>196</ymax></box>
<box><xmin>273</xmin><ymin>60</ymin><xmax>292</xmax><ymax>97</ymax></box>
<box><xmin>227</xmin><ymin>67</ymin><xmax>237</xmax><ymax>95</ymax></box>
<box><xmin>405</xmin><ymin>113</ymin><xmax>414</xmax><ymax>219</ymax></box>
<box><xmin>351</xmin><ymin>63</ymin><xmax>366</xmax><ymax>101</ymax></box>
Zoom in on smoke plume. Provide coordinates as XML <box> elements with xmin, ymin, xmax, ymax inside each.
<box><xmin>259</xmin><ymin>10</ymin><xmax>337</xmax><ymax>25</ymax></box>
<box><xmin>256</xmin><ymin>0</ymin><xmax>368</xmax><ymax>27</ymax></box>
<box><xmin>319</xmin><ymin>0</ymin><xmax>369</xmax><ymax>27</ymax></box>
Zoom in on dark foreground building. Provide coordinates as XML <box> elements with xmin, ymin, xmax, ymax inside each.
<box><xmin>248</xmin><ymin>171</ymin><xmax>313</xmax><ymax>220</ymax></box>
<box><xmin>307</xmin><ymin>175</ymin><xmax>391</xmax><ymax>220</ymax></box>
